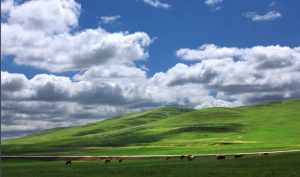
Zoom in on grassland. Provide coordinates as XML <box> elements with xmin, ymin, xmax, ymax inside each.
<box><xmin>2</xmin><ymin>153</ymin><xmax>300</xmax><ymax>177</ymax></box>
<box><xmin>1</xmin><ymin>99</ymin><xmax>300</xmax><ymax>156</ymax></box>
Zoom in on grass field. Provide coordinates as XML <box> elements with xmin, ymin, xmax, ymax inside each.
<box><xmin>1</xmin><ymin>99</ymin><xmax>300</xmax><ymax>156</ymax></box>
<box><xmin>2</xmin><ymin>153</ymin><xmax>300</xmax><ymax>177</ymax></box>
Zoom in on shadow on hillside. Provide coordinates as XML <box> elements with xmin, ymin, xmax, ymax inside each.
<box><xmin>250</xmin><ymin>101</ymin><xmax>283</xmax><ymax>108</ymax></box>
<box><xmin>114</xmin><ymin>108</ymin><xmax>195</xmax><ymax>127</ymax></box>
<box><xmin>74</xmin><ymin>129</ymin><xmax>105</xmax><ymax>136</ymax></box>
<box><xmin>167</xmin><ymin>124</ymin><xmax>245</xmax><ymax>134</ymax></box>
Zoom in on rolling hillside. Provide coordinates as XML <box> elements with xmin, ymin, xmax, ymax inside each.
<box><xmin>2</xmin><ymin>99</ymin><xmax>300</xmax><ymax>156</ymax></box>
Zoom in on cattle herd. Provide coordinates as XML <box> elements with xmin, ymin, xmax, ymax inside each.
<box><xmin>65</xmin><ymin>153</ymin><xmax>272</xmax><ymax>164</ymax></box>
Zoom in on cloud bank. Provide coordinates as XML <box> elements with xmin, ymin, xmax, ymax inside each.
<box><xmin>3</xmin><ymin>42</ymin><xmax>300</xmax><ymax>139</ymax></box>
<box><xmin>175</xmin><ymin>44</ymin><xmax>300</xmax><ymax>103</ymax></box>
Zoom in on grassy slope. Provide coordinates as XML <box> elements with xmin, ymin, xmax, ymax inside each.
<box><xmin>1</xmin><ymin>99</ymin><xmax>300</xmax><ymax>156</ymax></box>
<box><xmin>2</xmin><ymin>153</ymin><xmax>300</xmax><ymax>177</ymax></box>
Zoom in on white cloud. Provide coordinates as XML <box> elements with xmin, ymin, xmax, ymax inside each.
<box><xmin>205</xmin><ymin>0</ymin><xmax>223</xmax><ymax>6</ymax></box>
<box><xmin>176</xmin><ymin>44</ymin><xmax>299</xmax><ymax>64</ymax></box>
<box><xmin>143</xmin><ymin>0</ymin><xmax>170</xmax><ymax>9</ymax></box>
<box><xmin>205</xmin><ymin>0</ymin><xmax>223</xmax><ymax>10</ymax></box>
<box><xmin>140</xmin><ymin>65</ymin><xmax>150</xmax><ymax>71</ymax></box>
<box><xmin>100</xmin><ymin>15</ymin><xmax>121</xmax><ymax>24</ymax></box>
<box><xmin>1</xmin><ymin>0</ymin><xmax>14</xmax><ymax>14</ymax></box>
<box><xmin>1</xmin><ymin>0</ymin><xmax>151</xmax><ymax>72</ymax></box>
<box><xmin>176</xmin><ymin>44</ymin><xmax>242</xmax><ymax>60</ymax></box>
<box><xmin>270</xmin><ymin>1</ymin><xmax>277</xmax><ymax>6</ymax></box>
<box><xmin>173</xmin><ymin>44</ymin><xmax>300</xmax><ymax>104</ymax></box>
<box><xmin>294</xmin><ymin>46</ymin><xmax>300</xmax><ymax>52</ymax></box>
<box><xmin>244</xmin><ymin>11</ymin><xmax>282</xmax><ymax>21</ymax></box>
<box><xmin>6</xmin><ymin>0</ymin><xmax>80</xmax><ymax>34</ymax></box>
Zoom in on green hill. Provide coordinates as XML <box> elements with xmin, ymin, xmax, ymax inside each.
<box><xmin>2</xmin><ymin>99</ymin><xmax>300</xmax><ymax>156</ymax></box>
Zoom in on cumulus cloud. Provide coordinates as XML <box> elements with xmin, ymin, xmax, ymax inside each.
<box><xmin>1</xmin><ymin>71</ymin><xmax>146</xmax><ymax>105</ymax></box>
<box><xmin>73</xmin><ymin>65</ymin><xmax>147</xmax><ymax>81</ymax></box>
<box><xmin>100</xmin><ymin>15</ymin><xmax>121</xmax><ymax>24</ymax></box>
<box><xmin>205</xmin><ymin>0</ymin><xmax>223</xmax><ymax>6</ymax></box>
<box><xmin>2</xmin><ymin>0</ymin><xmax>80</xmax><ymax>34</ymax></box>
<box><xmin>243</xmin><ymin>11</ymin><xmax>282</xmax><ymax>21</ymax></box>
<box><xmin>2</xmin><ymin>70</ymin><xmax>232</xmax><ymax>108</ymax></box>
<box><xmin>205</xmin><ymin>0</ymin><xmax>223</xmax><ymax>11</ymax></box>
<box><xmin>176</xmin><ymin>44</ymin><xmax>241</xmax><ymax>60</ymax></box>
<box><xmin>143</xmin><ymin>0</ymin><xmax>170</xmax><ymax>9</ymax></box>
<box><xmin>1</xmin><ymin>0</ymin><xmax>14</xmax><ymax>14</ymax></box>
<box><xmin>1</xmin><ymin>0</ymin><xmax>151</xmax><ymax>72</ymax></box>
<box><xmin>176</xmin><ymin>44</ymin><xmax>299</xmax><ymax>65</ymax></box>
<box><xmin>172</xmin><ymin>44</ymin><xmax>300</xmax><ymax>104</ymax></box>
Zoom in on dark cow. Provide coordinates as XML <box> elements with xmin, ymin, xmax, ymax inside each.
<box><xmin>180</xmin><ymin>155</ymin><xmax>185</xmax><ymax>160</ymax></box>
<box><xmin>66</xmin><ymin>160</ymin><xmax>72</xmax><ymax>165</ymax></box>
<box><xmin>166</xmin><ymin>156</ymin><xmax>171</xmax><ymax>160</ymax></box>
<box><xmin>260</xmin><ymin>153</ymin><xmax>269</xmax><ymax>155</ymax></box>
<box><xmin>119</xmin><ymin>159</ymin><xmax>123</xmax><ymax>163</ymax></box>
<box><xmin>235</xmin><ymin>154</ymin><xmax>244</xmax><ymax>158</ymax></box>
<box><xmin>105</xmin><ymin>159</ymin><xmax>111</xmax><ymax>164</ymax></box>
<box><xmin>216</xmin><ymin>155</ymin><xmax>225</xmax><ymax>160</ymax></box>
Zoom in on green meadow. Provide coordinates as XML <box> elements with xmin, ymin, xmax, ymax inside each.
<box><xmin>1</xmin><ymin>99</ymin><xmax>300</xmax><ymax>156</ymax></box>
<box><xmin>2</xmin><ymin>153</ymin><xmax>300</xmax><ymax>177</ymax></box>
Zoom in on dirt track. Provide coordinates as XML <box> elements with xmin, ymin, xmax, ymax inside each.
<box><xmin>2</xmin><ymin>150</ymin><xmax>300</xmax><ymax>162</ymax></box>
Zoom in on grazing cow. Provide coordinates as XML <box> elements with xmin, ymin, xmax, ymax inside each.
<box><xmin>66</xmin><ymin>160</ymin><xmax>72</xmax><ymax>165</ymax></box>
<box><xmin>166</xmin><ymin>156</ymin><xmax>171</xmax><ymax>160</ymax></box>
<box><xmin>186</xmin><ymin>155</ymin><xmax>193</xmax><ymax>159</ymax></box>
<box><xmin>260</xmin><ymin>153</ymin><xmax>269</xmax><ymax>156</ymax></box>
<box><xmin>119</xmin><ymin>159</ymin><xmax>122</xmax><ymax>163</ymax></box>
<box><xmin>235</xmin><ymin>154</ymin><xmax>244</xmax><ymax>158</ymax></box>
<box><xmin>105</xmin><ymin>159</ymin><xmax>111</xmax><ymax>164</ymax></box>
<box><xmin>180</xmin><ymin>155</ymin><xmax>185</xmax><ymax>160</ymax></box>
<box><xmin>189</xmin><ymin>156</ymin><xmax>195</xmax><ymax>161</ymax></box>
<box><xmin>216</xmin><ymin>155</ymin><xmax>226</xmax><ymax>160</ymax></box>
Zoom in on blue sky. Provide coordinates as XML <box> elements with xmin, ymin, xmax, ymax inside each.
<box><xmin>1</xmin><ymin>0</ymin><xmax>300</xmax><ymax>140</ymax></box>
